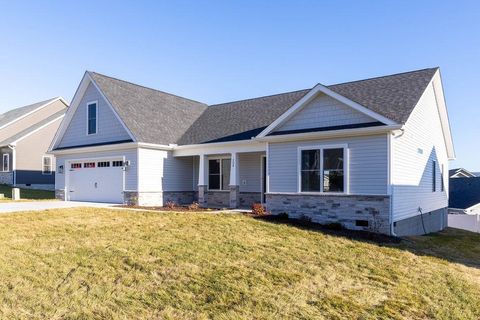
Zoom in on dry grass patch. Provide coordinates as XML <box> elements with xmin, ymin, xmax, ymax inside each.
<box><xmin>0</xmin><ymin>208</ymin><xmax>479</xmax><ymax>319</ymax></box>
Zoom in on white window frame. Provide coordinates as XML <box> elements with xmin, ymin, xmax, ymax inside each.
<box><xmin>207</xmin><ymin>156</ymin><xmax>231</xmax><ymax>191</ymax></box>
<box><xmin>297</xmin><ymin>144</ymin><xmax>349</xmax><ymax>194</ymax></box>
<box><xmin>86</xmin><ymin>100</ymin><xmax>98</xmax><ymax>135</ymax></box>
<box><xmin>2</xmin><ymin>153</ymin><xmax>9</xmax><ymax>172</ymax></box>
<box><xmin>42</xmin><ymin>155</ymin><xmax>53</xmax><ymax>175</ymax></box>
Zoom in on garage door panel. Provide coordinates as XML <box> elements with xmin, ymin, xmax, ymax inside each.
<box><xmin>68</xmin><ymin>160</ymin><xmax>124</xmax><ymax>203</ymax></box>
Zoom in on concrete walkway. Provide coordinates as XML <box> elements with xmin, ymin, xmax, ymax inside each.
<box><xmin>0</xmin><ymin>201</ymin><xmax>117</xmax><ymax>213</ymax></box>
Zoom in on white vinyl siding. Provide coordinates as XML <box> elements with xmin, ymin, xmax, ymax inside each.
<box><xmin>268</xmin><ymin>135</ymin><xmax>388</xmax><ymax>195</ymax></box>
<box><xmin>137</xmin><ymin>148</ymin><xmax>194</xmax><ymax>192</ymax></box>
<box><xmin>391</xmin><ymin>82</ymin><xmax>448</xmax><ymax>221</ymax></box>
<box><xmin>238</xmin><ymin>152</ymin><xmax>263</xmax><ymax>192</ymax></box>
<box><xmin>276</xmin><ymin>93</ymin><xmax>376</xmax><ymax>132</ymax></box>
<box><xmin>57</xmin><ymin>83</ymin><xmax>131</xmax><ymax>148</ymax></box>
<box><xmin>55</xmin><ymin>148</ymin><xmax>137</xmax><ymax>191</ymax></box>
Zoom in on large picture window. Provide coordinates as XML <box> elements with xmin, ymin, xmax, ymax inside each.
<box><xmin>299</xmin><ymin>146</ymin><xmax>346</xmax><ymax>193</ymax></box>
<box><xmin>87</xmin><ymin>102</ymin><xmax>97</xmax><ymax>135</ymax></box>
<box><xmin>208</xmin><ymin>158</ymin><xmax>231</xmax><ymax>190</ymax></box>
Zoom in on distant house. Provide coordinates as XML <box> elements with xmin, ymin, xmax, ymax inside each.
<box><xmin>449</xmin><ymin>168</ymin><xmax>476</xmax><ymax>178</ymax></box>
<box><xmin>50</xmin><ymin>68</ymin><xmax>454</xmax><ymax>236</ymax></box>
<box><xmin>0</xmin><ymin>98</ymin><xmax>68</xmax><ymax>190</ymax></box>
<box><xmin>449</xmin><ymin>174</ymin><xmax>480</xmax><ymax>214</ymax></box>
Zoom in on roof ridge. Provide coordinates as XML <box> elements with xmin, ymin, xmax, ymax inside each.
<box><xmin>1</xmin><ymin>97</ymin><xmax>59</xmax><ymax>116</ymax></box>
<box><xmin>89</xmin><ymin>71</ymin><xmax>208</xmax><ymax>106</ymax></box>
<box><xmin>208</xmin><ymin>88</ymin><xmax>312</xmax><ymax>108</ymax></box>
<box><xmin>327</xmin><ymin>67</ymin><xmax>439</xmax><ymax>87</ymax></box>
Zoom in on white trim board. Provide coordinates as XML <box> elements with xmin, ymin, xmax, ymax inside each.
<box><xmin>257</xmin><ymin>83</ymin><xmax>396</xmax><ymax>138</ymax></box>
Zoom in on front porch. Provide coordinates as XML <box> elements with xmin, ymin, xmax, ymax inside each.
<box><xmin>174</xmin><ymin>143</ymin><xmax>267</xmax><ymax>209</ymax></box>
<box><xmin>196</xmin><ymin>151</ymin><xmax>266</xmax><ymax>209</ymax></box>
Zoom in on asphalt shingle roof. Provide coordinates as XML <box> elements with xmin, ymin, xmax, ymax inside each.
<box><xmin>89</xmin><ymin>68</ymin><xmax>438</xmax><ymax>145</ymax></box>
<box><xmin>0</xmin><ymin>110</ymin><xmax>65</xmax><ymax>146</ymax></box>
<box><xmin>449</xmin><ymin>177</ymin><xmax>480</xmax><ymax>209</ymax></box>
<box><xmin>0</xmin><ymin>97</ymin><xmax>58</xmax><ymax>129</ymax></box>
<box><xmin>89</xmin><ymin>72</ymin><xmax>208</xmax><ymax>146</ymax></box>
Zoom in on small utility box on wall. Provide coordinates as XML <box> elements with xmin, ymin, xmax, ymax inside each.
<box><xmin>12</xmin><ymin>188</ymin><xmax>20</xmax><ymax>201</ymax></box>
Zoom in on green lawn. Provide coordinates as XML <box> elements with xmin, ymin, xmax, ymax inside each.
<box><xmin>0</xmin><ymin>184</ymin><xmax>55</xmax><ymax>200</ymax></box>
<box><xmin>0</xmin><ymin>208</ymin><xmax>479</xmax><ymax>319</ymax></box>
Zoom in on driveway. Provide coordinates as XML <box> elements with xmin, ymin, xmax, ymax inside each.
<box><xmin>0</xmin><ymin>201</ymin><xmax>117</xmax><ymax>213</ymax></box>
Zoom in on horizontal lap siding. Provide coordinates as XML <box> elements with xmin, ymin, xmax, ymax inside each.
<box><xmin>392</xmin><ymin>83</ymin><xmax>448</xmax><ymax>221</ymax></box>
<box><xmin>57</xmin><ymin>83</ymin><xmax>131</xmax><ymax>148</ymax></box>
<box><xmin>55</xmin><ymin>148</ymin><xmax>138</xmax><ymax>191</ymax></box>
<box><xmin>239</xmin><ymin>152</ymin><xmax>264</xmax><ymax>192</ymax></box>
<box><xmin>268</xmin><ymin>135</ymin><xmax>388</xmax><ymax>195</ymax></box>
<box><xmin>277</xmin><ymin>93</ymin><xmax>375</xmax><ymax>132</ymax></box>
<box><xmin>138</xmin><ymin>149</ymin><xmax>194</xmax><ymax>192</ymax></box>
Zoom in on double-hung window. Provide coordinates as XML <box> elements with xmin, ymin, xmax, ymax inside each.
<box><xmin>300</xmin><ymin>146</ymin><xmax>346</xmax><ymax>193</ymax></box>
<box><xmin>208</xmin><ymin>158</ymin><xmax>231</xmax><ymax>190</ymax></box>
<box><xmin>42</xmin><ymin>156</ymin><xmax>52</xmax><ymax>175</ymax></box>
<box><xmin>87</xmin><ymin>102</ymin><xmax>97</xmax><ymax>135</ymax></box>
<box><xmin>2</xmin><ymin>154</ymin><xmax>9</xmax><ymax>172</ymax></box>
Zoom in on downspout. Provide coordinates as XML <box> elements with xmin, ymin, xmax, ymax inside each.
<box><xmin>8</xmin><ymin>144</ymin><xmax>15</xmax><ymax>186</ymax></box>
<box><xmin>388</xmin><ymin>129</ymin><xmax>404</xmax><ymax>237</ymax></box>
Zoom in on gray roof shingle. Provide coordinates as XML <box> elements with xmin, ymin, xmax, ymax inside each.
<box><xmin>0</xmin><ymin>97</ymin><xmax>59</xmax><ymax>129</ymax></box>
<box><xmin>89</xmin><ymin>68</ymin><xmax>438</xmax><ymax>145</ymax></box>
<box><xmin>89</xmin><ymin>72</ymin><xmax>208</xmax><ymax>145</ymax></box>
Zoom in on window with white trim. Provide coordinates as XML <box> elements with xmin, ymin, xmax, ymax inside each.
<box><xmin>87</xmin><ymin>102</ymin><xmax>97</xmax><ymax>135</ymax></box>
<box><xmin>42</xmin><ymin>156</ymin><xmax>52</xmax><ymax>175</ymax></box>
<box><xmin>432</xmin><ymin>160</ymin><xmax>436</xmax><ymax>192</ymax></box>
<box><xmin>112</xmin><ymin>161</ymin><xmax>123</xmax><ymax>167</ymax></box>
<box><xmin>98</xmin><ymin>161</ymin><xmax>110</xmax><ymax>167</ymax></box>
<box><xmin>208</xmin><ymin>158</ymin><xmax>231</xmax><ymax>190</ymax></box>
<box><xmin>441</xmin><ymin>164</ymin><xmax>445</xmax><ymax>192</ymax></box>
<box><xmin>300</xmin><ymin>147</ymin><xmax>345</xmax><ymax>193</ymax></box>
<box><xmin>2</xmin><ymin>154</ymin><xmax>9</xmax><ymax>172</ymax></box>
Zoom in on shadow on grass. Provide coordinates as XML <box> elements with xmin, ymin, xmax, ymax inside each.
<box><xmin>253</xmin><ymin>215</ymin><xmax>480</xmax><ymax>269</ymax></box>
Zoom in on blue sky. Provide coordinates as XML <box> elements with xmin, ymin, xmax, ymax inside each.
<box><xmin>0</xmin><ymin>1</ymin><xmax>478</xmax><ymax>170</ymax></box>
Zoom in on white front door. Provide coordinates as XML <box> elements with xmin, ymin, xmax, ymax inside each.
<box><xmin>68</xmin><ymin>160</ymin><xmax>124</xmax><ymax>203</ymax></box>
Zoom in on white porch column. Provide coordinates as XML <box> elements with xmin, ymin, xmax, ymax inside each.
<box><xmin>198</xmin><ymin>154</ymin><xmax>208</xmax><ymax>207</ymax></box>
<box><xmin>229</xmin><ymin>152</ymin><xmax>240</xmax><ymax>208</ymax></box>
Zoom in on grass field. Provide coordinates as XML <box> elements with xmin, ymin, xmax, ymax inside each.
<box><xmin>0</xmin><ymin>184</ymin><xmax>55</xmax><ymax>200</ymax></box>
<box><xmin>0</xmin><ymin>208</ymin><xmax>479</xmax><ymax>319</ymax></box>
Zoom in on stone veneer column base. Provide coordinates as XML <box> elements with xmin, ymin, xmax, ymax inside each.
<box><xmin>229</xmin><ymin>185</ymin><xmax>240</xmax><ymax>208</ymax></box>
<box><xmin>55</xmin><ymin>189</ymin><xmax>66</xmax><ymax>201</ymax></box>
<box><xmin>198</xmin><ymin>185</ymin><xmax>208</xmax><ymax>208</ymax></box>
<box><xmin>266</xmin><ymin>193</ymin><xmax>391</xmax><ymax>235</ymax></box>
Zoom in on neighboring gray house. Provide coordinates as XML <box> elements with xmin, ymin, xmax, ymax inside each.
<box><xmin>50</xmin><ymin>68</ymin><xmax>455</xmax><ymax>236</ymax></box>
<box><xmin>0</xmin><ymin>97</ymin><xmax>68</xmax><ymax>190</ymax></box>
<box><xmin>448</xmin><ymin>171</ymin><xmax>480</xmax><ymax>214</ymax></box>
<box><xmin>449</xmin><ymin>168</ymin><xmax>476</xmax><ymax>178</ymax></box>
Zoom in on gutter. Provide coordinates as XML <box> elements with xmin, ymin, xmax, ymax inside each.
<box><xmin>254</xmin><ymin>125</ymin><xmax>404</xmax><ymax>143</ymax></box>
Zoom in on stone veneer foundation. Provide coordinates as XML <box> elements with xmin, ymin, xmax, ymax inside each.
<box><xmin>266</xmin><ymin>193</ymin><xmax>391</xmax><ymax>234</ymax></box>
<box><xmin>124</xmin><ymin>191</ymin><xmax>195</xmax><ymax>206</ymax></box>
<box><xmin>206</xmin><ymin>191</ymin><xmax>230</xmax><ymax>208</ymax></box>
<box><xmin>55</xmin><ymin>189</ymin><xmax>65</xmax><ymax>200</ymax></box>
<box><xmin>0</xmin><ymin>172</ymin><xmax>13</xmax><ymax>185</ymax></box>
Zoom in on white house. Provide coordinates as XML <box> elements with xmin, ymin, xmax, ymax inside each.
<box><xmin>49</xmin><ymin>68</ymin><xmax>455</xmax><ymax>236</ymax></box>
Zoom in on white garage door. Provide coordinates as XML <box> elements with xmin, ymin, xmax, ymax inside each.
<box><xmin>68</xmin><ymin>159</ymin><xmax>124</xmax><ymax>203</ymax></box>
